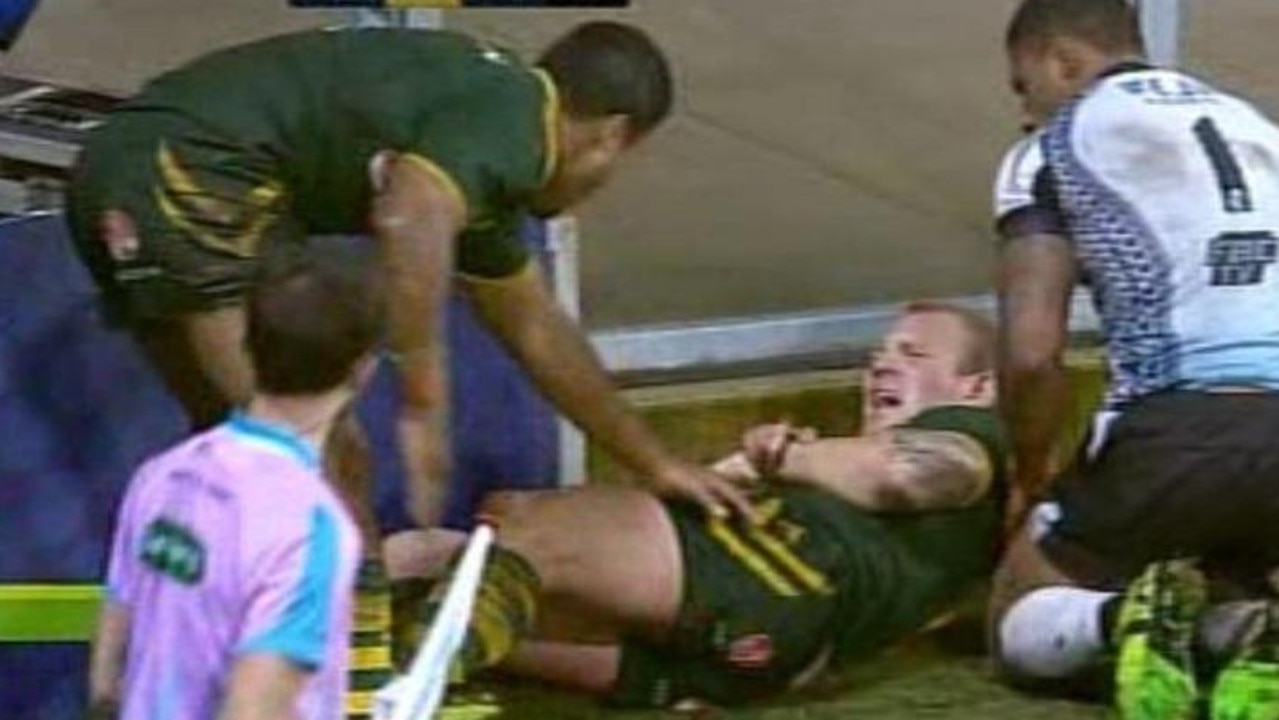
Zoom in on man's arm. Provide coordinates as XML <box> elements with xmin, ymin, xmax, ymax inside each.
<box><xmin>216</xmin><ymin>655</ymin><xmax>308</xmax><ymax>720</ymax></box>
<box><xmin>369</xmin><ymin>153</ymin><xmax>468</xmax><ymax>527</ymax></box>
<box><xmin>462</xmin><ymin>264</ymin><xmax>753</xmax><ymax>519</ymax></box>
<box><xmin>87</xmin><ymin>603</ymin><xmax>130</xmax><ymax>718</ymax></box>
<box><xmin>767</xmin><ymin>429</ymin><xmax>994</xmax><ymax>512</ymax></box>
<box><xmin>996</xmin><ymin>233</ymin><xmax>1077</xmax><ymax>505</ymax></box>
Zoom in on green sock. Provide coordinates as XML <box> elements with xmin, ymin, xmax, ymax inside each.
<box><xmin>454</xmin><ymin>546</ymin><xmax>541</xmax><ymax>679</ymax></box>
<box><xmin>347</xmin><ymin>556</ymin><xmax>394</xmax><ymax>720</ymax></box>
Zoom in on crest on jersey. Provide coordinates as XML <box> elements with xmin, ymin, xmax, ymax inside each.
<box><xmin>726</xmin><ymin>633</ymin><xmax>774</xmax><ymax>670</ymax></box>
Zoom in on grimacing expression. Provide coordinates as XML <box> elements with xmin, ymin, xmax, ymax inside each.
<box><xmin>861</xmin><ymin>312</ymin><xmax>988</xmax><ymax>433</ymax></box>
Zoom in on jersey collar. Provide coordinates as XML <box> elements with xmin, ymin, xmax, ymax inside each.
<box><xmin>225</xmin><ymin>410</ymin><xmax>322</xmax><ymax>471</ymax></box>
<box><xmin>1098</xmin><ymin>60</ymin><xmax>1154</xmax><ymax>80</ymax></box>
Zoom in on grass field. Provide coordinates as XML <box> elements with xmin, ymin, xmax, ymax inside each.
<box><xmin>452</xmin><ymin>620</ymin><xmax>1110</xmax><ymax>720</ymax></box>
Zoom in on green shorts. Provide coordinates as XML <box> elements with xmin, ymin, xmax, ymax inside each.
<box><xmin>611</xmin><ymin>488</ymin><xmax>983</xmax><ymax>708</ymax></box>
<box><xmin>611</xmin><ymin>496</ymin><xmax>842</xmax><ymax>708</ymax></box>
<box><xmin>67</xmin><ymin>111</ymin><xmax>299</xmax><ymax>325</ymax></box>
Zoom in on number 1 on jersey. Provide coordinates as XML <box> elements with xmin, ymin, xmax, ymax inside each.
<box><xmin>1194</xmin><ymin>117</ymin><xmax>1253</xmax><ymax>213</ymax></box>
<box><xmin>1194</xmin><ymin>116</ymin><xmax>1279</xmax><ymax>286</ymax></box>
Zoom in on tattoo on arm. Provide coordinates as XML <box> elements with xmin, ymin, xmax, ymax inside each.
<box><xmin>884</xmin><ymin>429</ymin><xmax>992</xmax><ymax>510</ymax></box>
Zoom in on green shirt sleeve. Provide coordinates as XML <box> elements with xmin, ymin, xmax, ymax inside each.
<box><xmin>340</xmin><ymin>32</ymin><xmax>552</xmax><ymax>279</ymax></box>
<box><xmin>403</xmin><ymin>47</ymin><xmax>549</xmax><ymax>279</ymax></box>
<box><xmin>455</xmin><ymin>213</ymin><xmax>530</xmax><ymax>280</ymax></box>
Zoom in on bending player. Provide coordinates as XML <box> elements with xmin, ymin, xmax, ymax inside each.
<box><xmin>389</xmin><ymin>302</ymin><xmax>1008</xmax><ymax>707</ymax></box>
<box><xmin>68</xmin><ymin>22</ymin><xmax>749</xmax><ymax>717</ymax></box>
<box><xmin>991</xmin><ymin>2</ymin><xmax>1279</xmax><ymax>719</ymax></box>
<box><xmin>89</xmin><ymin>248</ymin><xmax>379</xmax><ymax>720</ymax></box>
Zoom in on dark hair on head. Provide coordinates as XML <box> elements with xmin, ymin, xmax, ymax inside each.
<box><xmin>902</xmin><ymin>301</ymin><xmax>998</xmax><ymax>375</ymax></box>
<box><xmin>1006</xmin><ymin>0</ymin><xmax>1144</xmax><ymax>55</ymax></box>
<box><xmin>246</xmin><ymin>247</ymin><xmax>385</xmax><ymax>396</ymax></box>
<box><xmin>537</xmin><ymin>20</ymin><xmax>673</xmax><ymax>138</ymax></box>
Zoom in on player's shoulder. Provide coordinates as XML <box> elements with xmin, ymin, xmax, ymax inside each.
<box><xmin>901</xmin><ymin>405</ymin><xmax>1008</xmax><ymax>458</ymax></box>
<box><xmin>993</xmin><ymin>132</ymin><xmax>1045</xmax><ymax>219</ymax></box>
<box><xmin>127</xmin><ymin>428</ymin><xmax>218</xmax><ymax>486</ymax></box>
<box><xmin>1077</xmin><ymin>66</ymin><xmax>1255</xmax><ymax>123</ymax></box>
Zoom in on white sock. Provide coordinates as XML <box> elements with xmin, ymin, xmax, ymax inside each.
<box><xmin>999</xmin><ymin>586</ymin><xmax>1117</xmax><ymax>679</ymax></box>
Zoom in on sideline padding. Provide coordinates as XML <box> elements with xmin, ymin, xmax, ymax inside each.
<box><xmin>0</xmin><ymin>585</ymin><xmax>100</xmax><ymax>642</ymax></box>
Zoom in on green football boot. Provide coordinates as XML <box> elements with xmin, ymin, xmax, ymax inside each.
<box><xmin>1114</xmin><ymin>559</ymin><xmax>1208</xmax><ymax>720</ymax></box>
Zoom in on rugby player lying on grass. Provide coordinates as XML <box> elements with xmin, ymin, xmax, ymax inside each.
<box><xmin>385</xmin><ymin>301</ymin><xmax>1009</xmax><ymax>708</ymax></box>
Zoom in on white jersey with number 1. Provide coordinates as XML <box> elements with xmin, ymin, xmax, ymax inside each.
<box><xmin>995</xmin><ymin>64</ymin><xmax>1279</xmax><ymax>406</ymax></box>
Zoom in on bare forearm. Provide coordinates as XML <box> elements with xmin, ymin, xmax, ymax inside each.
<box><xmin>383</xmin><ymin>233</ymin><xmax>452</xmax><ymax>525</ymax></box>
<box><xmin>498</xmin><ymin>301</ymin><xmax>673</xmax><ymax>477</ymax></box>
<box><xmin>777</xmin><ymin>430</ymin><xmax>990</xmax><ymax>512</ymax></box>
<box><xmin>370</xmin><ymin>165</ymin><xmax>462</xmax><ymax>526</ymax></box>
<box><xmin>469</xmin><ymin>268</ymin><xmax>752</xmax><ymax>517</ymax></box>
<box><xmin>396</xmin><ymin>405</ymin><xmax>451</xmax><ymax>526</ymax></box>
<box><xmin>380</xmin><ymin>227</ymin><xmax>451</xmax><ymax>411</ymax></box>
<box><xmin>89</xmin><ymin>605</ymin><xmax>129</xmax><ymax>715</ymax></box>
<box><xmin>217</xmin><ymin>656</ymin><xmax>305</xmax><ymax>720</ymax></box>
<box><xmin>1002</xmin><ymin>363</ymin><xmax>1068</xmax><ymax>499</ymax></box>
<box><xmin>776</xmin><ymin>438</ymin><xmax>897</xmax><ymax>508</ymax></box>
<box><xmin>995</xmin><ymin>233</ymin><xmax>1077</xmax><ymax>501</ymax></box>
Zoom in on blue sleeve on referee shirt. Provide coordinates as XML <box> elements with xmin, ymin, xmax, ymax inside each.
<box><xmin>237</xmin><ymin>507</ymin><xmax>342</xmax><ymax>671</ymax></box>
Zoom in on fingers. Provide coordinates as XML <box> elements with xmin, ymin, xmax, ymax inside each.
<box><xmin>710</xmin><ymin>452</ymin><xmax>761</xmax><ymax>484</ymax></box>
<box><xmin>698</xmin><ymin>471</ymin><xmax>759</xmax><ymax>524</ymax></box>
<box><xmin>743</xmin><ymin>422</ymin><xmax>792</xmax><ymax>474</ymax></box>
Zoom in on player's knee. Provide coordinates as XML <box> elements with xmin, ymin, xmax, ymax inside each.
<box><xmin>997</xmin><ymin>586</ymin><xmax>1112</xmax><ymax>681</ymax></box>
<box><xmin>487</xmin><ymin>497</ymin><xmax>579</xmax><ymax>588</ymax></box>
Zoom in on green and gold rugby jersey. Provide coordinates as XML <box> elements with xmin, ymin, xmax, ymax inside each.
<box><xmin>93</xmin><ymin>27</ymin><xmax>558</xmax><ymax>279</ymax></box>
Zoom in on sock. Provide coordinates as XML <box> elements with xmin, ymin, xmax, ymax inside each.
<box><xmin>389</xmin><ymin>576</ymin><xmax>438</xmax><ymax>669</ymax></box>
<box><xmin>1000</xmin><ymin>586</ymin><xmax>1117</xmax><ymax>680</ymax></box>
<box><xmin>452</xmin><ymin>545</ymin><xmax>541</xmax><ymax>680</ymax></box>
<box><xmin>1100</xmin><ymin>593</ymin><xmax>1124</xmax><ymax>651</ymax></box>
<box><xmin>346</xmin><ymin>556</ymin><xmax>394</xmax><ymax>720</ymax></box>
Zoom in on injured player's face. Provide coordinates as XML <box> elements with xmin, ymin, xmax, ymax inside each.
<box><xmin>861</xmin><ymin>310</ymin><xmax>993</xmax><ymax>433</ymax></box>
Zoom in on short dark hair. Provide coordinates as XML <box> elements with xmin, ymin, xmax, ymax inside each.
<box><xmin>1006</xmin><ymin>0</ymin><xmax>1143</xmax><ymax>55</ymax></box>
<box><xmin>537</xmin><ymin>21</ymin><xmax>673</xmax><ymax>138</ymax></box>
<box><xmin>246</xmin><ymin>248</ymin><xmax>385</xmax><ymax>396</ymax></box>
<box><xmin>903</xmin><ymin>301</ymin><xmax>997</xmax><ymax>375</ymax></box>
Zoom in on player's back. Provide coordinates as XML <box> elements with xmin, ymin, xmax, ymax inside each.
<box><xmin>1045</xmin><ymin>65</ymin><xmax>1279</xmax><ymax>401</ymax></box>
<box><xmin>109</xmin><ymin>413</ymin><xmax>361</xmax><ymax>720</ymax></box>
<box><xmin>112</xmin><ymin>27</ymin><xmax>547</xmax><ymax>233</ymax></box>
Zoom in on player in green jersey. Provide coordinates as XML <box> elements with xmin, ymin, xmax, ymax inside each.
<box><xmin>388</xmin><ymin>302</ymin><xmax>1008</xmax><ymax>707</ymax></box>
<box><xmin>69</xmin><ymin>20</ymin><xmax>750</xmax><ymax>532</ymax></box>
<box><xmin>68</xmin><ymin>22</ymin><xmax>751</xmax><ymax>720</ymax></box>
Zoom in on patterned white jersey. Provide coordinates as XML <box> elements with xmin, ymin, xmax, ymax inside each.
<box><xmin>995</xmin><ymin>63</ymin><xmax>1279</xmax><ymax>406</ymax></box>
